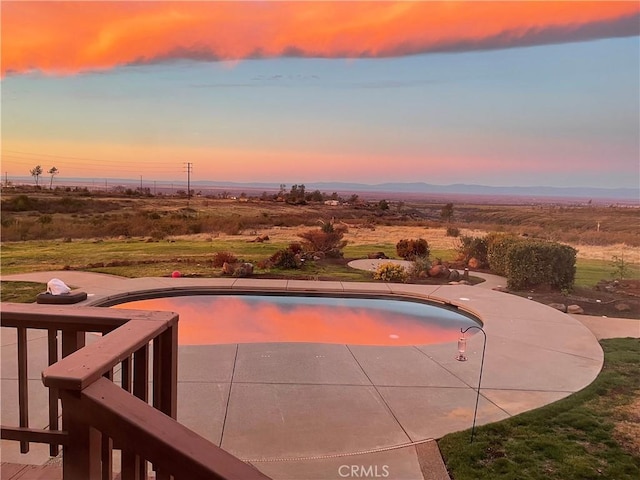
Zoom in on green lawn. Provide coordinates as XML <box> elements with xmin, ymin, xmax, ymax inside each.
<box><xmin>575</xmin><ymin>258</ymin><xmax>640</xmax><ymax>287</ymax></box>
<box><xmin>0</xmin><ymin>281</ymin><xmax>46</xmax><ymax>302</ymax></box>
<box><xmin>2</xmin><ymin>239</ymin><xmax>637</xmax><ymax>288</ymax></box>
<box><xmin>439</xmin><ymin>338</ymin><xmax>640</xmax><ymax>480</ymax></box>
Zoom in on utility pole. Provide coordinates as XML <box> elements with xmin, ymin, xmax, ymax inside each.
<box><xmin>154</xmin><ymin>181</ymin><xmax>157</xmax><ymax>196</ymax></box>
<box><xmin>184</xmin><ymin>162</ymin><xmax>193</xmax><ymax>206</ymax></box>
<box><xmin>140</xmin><ymin>175</ymin><xmax>143</xmax><ymax>191</ymax></box>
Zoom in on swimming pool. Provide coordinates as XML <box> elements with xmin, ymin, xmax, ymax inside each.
<box><xmin>113</xmin><ymin>294</ymin><xmax>479</xmax><ymax>346</ymax></box>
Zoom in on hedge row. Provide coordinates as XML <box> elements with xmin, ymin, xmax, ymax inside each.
<box><xmin>488</xmin><ymin>237</ymin><xmax>576</xmax><ymax>290</ymax></box>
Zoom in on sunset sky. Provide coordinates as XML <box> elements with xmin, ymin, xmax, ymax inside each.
<box><xmin>2</xmin><ymin>1</ymin><xmax>639</xmax><ymax>189</ymax></box>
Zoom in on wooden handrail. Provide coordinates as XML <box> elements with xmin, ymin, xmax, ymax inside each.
<box><xmin>42</xmin><ymin>319</ymin><xmax>173</xmax><ymax>391</ymax></box>
<box><xmin>64</xmin><ymin>378</ymin><xmax>270</xmax><ymax>480</ymax></box>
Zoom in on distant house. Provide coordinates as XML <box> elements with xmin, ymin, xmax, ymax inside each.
<box><xmin>324</xmin><ymin>200</ymin><xmax>340</xmax><ymax>206</ymax></box>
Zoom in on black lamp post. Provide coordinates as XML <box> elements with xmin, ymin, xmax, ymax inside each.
<box><xmin>456</xmin><ymin>325</ymin><xmax>487</xmax><ymax>443</ymax></box>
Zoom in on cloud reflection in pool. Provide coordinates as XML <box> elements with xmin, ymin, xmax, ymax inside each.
<box><xmin>114</xmin><ymin>295</ymin><xmax>478</xmax><ymax>346</ymax></box>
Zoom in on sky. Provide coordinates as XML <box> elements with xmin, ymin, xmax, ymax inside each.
<box><xmin>2</xmin><ymin>1</ymin><xmax>639</xmax><ymax>189</ymax></box>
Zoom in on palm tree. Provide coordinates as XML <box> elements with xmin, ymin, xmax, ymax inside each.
<box><xmin>48</xmin><ymin>166</ymin><xmax>59</xmax><ymax>189</ymax></box>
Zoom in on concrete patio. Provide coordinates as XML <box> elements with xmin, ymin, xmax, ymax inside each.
<box><xmin>1</xmin><ymin>271</ymin><xmax>617</xmax><ymax>479</ymax></box>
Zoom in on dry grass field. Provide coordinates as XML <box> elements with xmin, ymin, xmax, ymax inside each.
<box><xmin>1</xmin><ymin>187</ymin><xmax>638</xmax><ymax>268</ymax></box>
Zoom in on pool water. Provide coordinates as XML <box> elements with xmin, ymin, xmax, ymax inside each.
<box><xmin>114</xmin><ymin>294</ymin><xmax>478</xmax><ymax>346</ymax></box>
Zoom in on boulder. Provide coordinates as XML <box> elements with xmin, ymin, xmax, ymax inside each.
<box><xmin>367</xmin><ymin>252</ymin><xmax>388</xmax><ymax>259</ymax></box>
<box><xmin>567</xmin><ymin>304</ymin><xmax>584</xmax><ymax>314</ymax></box>
<box><xmin>235</xmin><ymin>263</ymin><xmax>254</xmax><ymax>277</ymax></box>
<box><xmin>448</xmin><ymin>269</ymin><xmax>461</xmax><ymax>281</ymax></box>
<box><xmin>222</xmin><ymin>262</ymin><xmax>235</xmax><ymax>275</ymax></box>
<box><xmin>428</xmin><ymin>264</ymin><xmax>449</xmax><ymax>278</ymax></box>
<box><xmin>548</xmin><ymin>303</ymin><xmax>567</xmax><ymax>313</ymax></box>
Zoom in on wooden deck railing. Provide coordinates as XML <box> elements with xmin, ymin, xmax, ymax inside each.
<box><xmin>1</xmin><ymin>303</ymin><xmax>270</xmax><ymax>480</ymax></box>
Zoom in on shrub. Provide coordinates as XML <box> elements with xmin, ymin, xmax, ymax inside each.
<box><xmin>487</xmin><ymin>235</ymin><xmax>521</xmax><ymax>276</ymax></box>
<box><xmin>408</xmin><ymin>256</ymin><xmax>432</xmax><ymax>280</ymax></box>
<box><xmin>611</xmin><ymin>255</ymin><xmax>631</xmax><ymax>280</ymax></box>
<box><xmin>396</xmin><ymin>238</ymin><xmax>430</xmax><ymax>260</ymax></box>
<box><xmin>373</xmin><ymin>263</ymin><xmax>407</xmax><ymax>282</ymax></box>
<box><xmin>445</xmin><ymin>226</ymin><xmax>460</xmax><ymax>237</ymax></box>
<box><xmin>456</xmin><ymin>235</ymin><xmax>488</xmax><ymax>266</ymax></box>
<box><xmin>270</xmin><ymin>249</ymin><xmax>301</xmax><ymax>269</ymax></box>
<box><xmin>298</xmin><ymin>222</ymin><xmax>347</xmax><ymax>256</ymax></box>
<box><xmin>504</xmin><ymin>240</ymin><xmax>576</xmax><ymax>291</ymax></box>
<box><xmin>212</xmin><ymin>251</ymin><xmax>237</xmax><ymax>268</ymax></box>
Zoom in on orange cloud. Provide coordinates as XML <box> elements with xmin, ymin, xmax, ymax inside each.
<box><xmin>2</xmin><ymin>1</ymin><xmax>639</xmax><ymax>76</ymax></box>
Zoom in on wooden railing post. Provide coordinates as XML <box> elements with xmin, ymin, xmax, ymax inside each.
<box><xmin>17</xmin><ymin>326</ymin><xmax>29</xmax><ymax>453</ymax></box>
<box><xmin>153</xmin><ymin>324</ymin><xmax>178</xmax><ymax>480</ymax></box>
<box><xmin>153</xmin><ymin>324</ymin><xmax>178</xmax><ymax>419</ymax></box>
<box><xmin>47</xmin><ymin>328</ymin><xmax>60</xmax><ymax>457</ymax></box>
<box><xmin>61</xmin><ymin>329</ymin><xmax>85</xmax><ymax>358</ymax></box>
<box><xmin>60</xmin><ymin>390</ymin><xmax>102</xmax><ymax>480</ymax></box>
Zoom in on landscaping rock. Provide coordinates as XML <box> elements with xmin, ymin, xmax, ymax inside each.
<box><xmin>448</xmin><ymin>269</ymin><xmax>461</xmax><ymax>281</ymax></box>
<box><xmin>222</xmin><ymin>262</ymin><xmax>235</xmax><ymax>275</ymax></box>
<box><xmin>235</xmin><ymin>263</ymin><xmax>254</xmax><ymax>277</ymax></box>
<box><xmin>548</xmin><ymin>303</ymin><xmax>567</xmax><ymax>313</ymax></box>
<box><xmin>567</xmin><ymin>304</ymin><xmax>584</xmax><ymax>314</ymax></box>
<box><xmin>367</xmin><ymin>252</ymin><xmax>388</xmax><ymax>259</ymax></box>
<box><xmin>428</xmin><ymin>264</ymin><xmax>449</xmax><ymax>278</ymax></box>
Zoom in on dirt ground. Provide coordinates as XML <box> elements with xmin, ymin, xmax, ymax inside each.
<box><xmin>514</xmin><ymin>280</ymin><xmax>640</xmax><ymax>320</ymax></box>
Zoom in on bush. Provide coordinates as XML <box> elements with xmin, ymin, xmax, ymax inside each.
<box><xmin>373</xmin><ymin>263</ymin><xmax>407</xmax><ymax>282</ymax></box>
<box><xmin>212</xmin><ymin>251</ymin><xmax>237</xmax><ymax>268</ymax></box>
<box><xmin>396</xmin><ymin>238</ymin><xmax>430</xmax><ymax>260</ymax></box>
<box><xmin>504</xmin><ymin>240</ymin><xmax>576</xmax><ymax>291</ymax></box>
<box><xmin>456</xmin><ymin>235</ymin><xmax>488</xmax><ymax>266</ymax></box>
<box><xmin>445</xmin><ymin>226</ymin><xmax>460</xmax><ymax>237</ymax></box>
<box><xmin>270</xmin><ymin>249</ymin><xmax>301</xmax><ymax>269</ymax></box>
<box><xmin>408</xmin><ymin>256</ymin><xmax>432</xmax><ymax>280</ymax></box>
<box><xmin>487</xmin><ymin>235</ymin><xmax>521</xmax><ymax>276</ymax></box>
<box><xmin>298</xmin><ymin>222</ymin><xmax>347</xmax><ymax>256</ymax></box>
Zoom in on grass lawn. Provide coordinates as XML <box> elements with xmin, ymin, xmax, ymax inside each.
<box><xmin>575</xmin><ymin>258</ymin><xmax>640</xmax><ymax>287</ymax></box>
<box><xmin>2</xmin><ymin>239</ymin><xmax>636</xmax><ymax>289</ymax></box>
<box><xmin>439</xmin><ymin>338</ymin><xmax>640</xmax><ymax>480</ymax></box>
<box><xmin>0</xmin><ymin>281</ymin><xmax>46</xmax><ymax>302</ymax></box>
